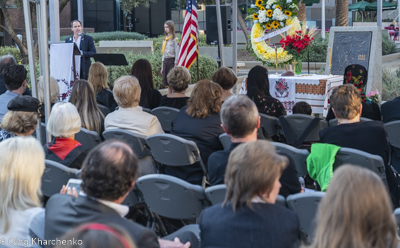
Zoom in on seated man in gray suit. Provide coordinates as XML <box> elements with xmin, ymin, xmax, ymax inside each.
<box><xmin>45</xmin><ymin>140</ymin><xmax>194</xmax><ymax>248</ymax></box>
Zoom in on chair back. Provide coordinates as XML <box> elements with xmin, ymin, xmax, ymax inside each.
<box><xmin>384</xmin><ymin>120</ymin><xmax>400</xmax><ymax>149</ymax></box>
<box><xmin>219</xmin><ymin>133</ymin><xmax>231</xmax><ymax>150</ymax></box>
<box><xmin>205</xmin><ymin>184</ymin><xmax>227</xmax><ymax>205</ymax></box>
<box><xmin>287</xmin><ymin>192</ymin><xmax>325</xmax><ymax>244</ymax></box>
<box><xmin>276</xmin><ymin>195</ymin><xmax>287</xmax><ymax>208</ymax></box>
<box><xmin>102</xmin><ymin>129</ymin><xmax>151</xmax><ymax>158</ymax></box>
<box><xmin>136</xmin><ymin>174</ymin><xmax>209</xmax><ymax>220</ymax></box>
<box><xmin>151</xmin><ymin>106</ymin><xmax>180</xmax><ymax>132</ymax></box>
<box><xmin>279</xmin><ymin>114</ymin><xmax>328</xmax><ymax>143</ymax></box>
<box><xmin>142</xmin><ymin>107</ymin><xmax>152</xmax><ymax>114</ymax></box>
<box><xmin>329</xmin><ymin>117</ymin><xmax>372</xmax><ymax>127</ymax></box>
<box><xmin>75</xmin><ymin>127</ymin><xmax>102</xmax><ymax>150</ymax></box>
<box><xmin>259</xmin><ymin>113</ymin><xmax>279</xmax><ymax>137</ymax></box>
<box><xmin>333</xmin><ymin>147</ymin><xmax>388</xmax><ymax>187</ymax></box>
<box><xmin>272</xmin><ymin>142</ymin><xmax>310</xmax><ymax>177</ymax></box>
<box><xmin>98</xmin><ymin>104</ymin><xmax>111</xmax><ymax>117</ymax></box>
<box><xmin>121</xmin><ymin>186</ymin><xmax>143</xmax><ymax>207</ymax></box>
<box><xmin>394</xmin><ymin>208</ymin><xmax>400</xmax><ymax>236</ymax></box>
<box><xmin>42</xmin><ymin>160</ymin><xmax>79</xmax><ymax>197</ymax></box>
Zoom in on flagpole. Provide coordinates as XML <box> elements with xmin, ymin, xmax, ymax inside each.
<box><xmin>197</xmin><ymin>53</ymin><xmax>199</xmax><ymax>81</ymax></box>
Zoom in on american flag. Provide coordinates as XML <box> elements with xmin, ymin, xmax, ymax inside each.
<box><xmin>177</xmin><ymin>0</ymin><xmax>198</xmax><ymax>69</ymax></box>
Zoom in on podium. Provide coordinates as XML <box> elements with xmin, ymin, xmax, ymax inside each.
<box><xmin>93</xmin><ymin>54</ymin><xmax>128</xmax><ymax>81</ymax></box>
<box><xmin>49</xmin><ymin>43</ymin><xmax>81</xmax><ymax>101</ymax></box>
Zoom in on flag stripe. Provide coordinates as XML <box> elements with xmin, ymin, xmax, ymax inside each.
<box><xmin>177</xmin><ymin>0</ymin><xmax>198</xmax><ymax>69</ymax></box>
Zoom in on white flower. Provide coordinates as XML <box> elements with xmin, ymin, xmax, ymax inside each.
<box><xmin>258</xmin><ymin>10</ymin><xmax>267</xmax><ymax>23</ymax></box>
<box><xmin>287</xmin><ymin>0</ymin><xmax>292</xmax><ymax>3</ymax></box>
<box><xmin>266</xmin><ymin>5</ymin><xmax>271</xmax><ymax>8</ymax></box>
<box><xmin>251</xmin><ymin>4</ymin><xmax>255</xmax><ymax>7</ymax></box>
<box><xmin>266</xmin><ymin>0</ymin><xmax>276</xmax><ymax>6</ymax></box>
<box><xmin>266</xmin><ymin>17</ymin><xmax>270</xmax><ymax>22</ymax></box>
<box><xmin>272</xmin><ymin>4</ymin><xmax>277</xmax><ymax>8</ymax></box>
<box><xmin>273</xmin><ymin>8</ymin><xmax>286</xmax><ymax>21</ymax></box>
<box><xmin>254</xmin><ymin>20</ymin><xmax>259</xmax><ymax>23</ymax></box>
<box><xmin>290</xmin><ymin>3</ymin><xmax>297</xmax><ymax>8</ymax></box>
<box><xmin>280</xmin><ymin>22</ymin><xmax>284</xmax><ymax>26</ymax></box>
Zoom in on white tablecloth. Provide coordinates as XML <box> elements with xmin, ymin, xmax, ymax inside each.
<box><xmin>268</xmin><ymin>74</ymin><xmax>343</xmax><ymax>116</ymax></box>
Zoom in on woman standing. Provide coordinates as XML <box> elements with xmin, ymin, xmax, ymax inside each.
<box><xmin>161</xmin><ymin>20</ymin><xmax>179</xmax><ymax>91</ymax></box>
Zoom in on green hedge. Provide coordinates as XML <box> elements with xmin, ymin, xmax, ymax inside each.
<box><xmin>382</xmin><ymin>68</ymin><xmax>400</xmax><ymax>101</ymax></box>
<box><xmin>0</xmin><ymin>46</ymin><xmax>22</xmax><ymax>63</ymax></box>
<box><xmin>382</xmin><ymin>32</ymin><xmax>397</xmax><ymax>55</ymax></box>
<box><xmin>61</xmin><ymin>31</ymin><xmax>147</xmax><ymax>44</ymax></box>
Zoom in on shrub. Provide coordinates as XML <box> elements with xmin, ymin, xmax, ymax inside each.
<box><xmin>382</xmin><ymin>68</ymin><xmax>400</xmax><ymax>101</ymax></box>
<box><xmin>301</xmin><ymin>34</ymin><xmax>329</xmax><ymax>62</ymax></box>
<box><xmin>61</xmin><ymin>31</ymin><xmax>147</xmax><ymax>44</ymax></box>
<box><xmin>0</xmin><ymin>46</ymin><xmax>22</xmax><ymax>63</ymax></box>
<box><xmin>382</xmin><ymin>32</ymin><xmax>397</xmax><ymax>55</ymax></box>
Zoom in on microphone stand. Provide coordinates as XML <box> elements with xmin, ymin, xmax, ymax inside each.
<box><xmin>80</xmin><ymin>33</ymin><xmax>86</xmax><ymax>79</ymax></box>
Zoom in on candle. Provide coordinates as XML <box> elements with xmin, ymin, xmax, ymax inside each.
<box><xmin>329</xmin><ymin>47</ymin><xmax>332</xmax><ymax>66</ymax></box>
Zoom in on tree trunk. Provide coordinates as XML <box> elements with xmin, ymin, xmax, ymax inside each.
<box><xmin>0</xmin><ymin>0</ymin><xmax>29</xmax><ymax>63</ymax></box>
<box><xmin>236</xmin><ymin>6</ymin><xmax>249</xmax><ymax>47</ymax></box>
<box><xmin>297</xmin><ymin>0</ymin><xmax>306</xmax><ymax>23</ymax></box>
<box><xmin>335</xmin><ymin>0</ymin><xmax>349</xmax><ymax>26</ymax></box>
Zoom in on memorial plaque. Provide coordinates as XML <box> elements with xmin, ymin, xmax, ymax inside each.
<box><xmin>331</xmin><ymin>32</ymin><xmax>372</xmax><ymax>75</ymax></box>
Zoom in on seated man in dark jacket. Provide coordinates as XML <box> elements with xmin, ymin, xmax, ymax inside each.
<box><xmin>320</xmin><ymin>84</ymin><xmax>399</xmax><ymax>207</ymax></box>
<box><xmin>45</xmin><ymin>140</ymin><xmax>196</xmax><ymax>248</ymax></box>
<box><xmin>208</xmin><ymin>95</ymin><xmax>301</xmax><ymax>197</ymax></box>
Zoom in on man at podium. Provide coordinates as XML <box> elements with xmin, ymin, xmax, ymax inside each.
<box><xmin>65</xmin><ymin>20</ymin><xmax>96</xmax><ymax>80</ymax></box>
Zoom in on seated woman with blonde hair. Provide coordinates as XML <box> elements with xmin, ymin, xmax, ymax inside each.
<box><xmin>212</xmin><ymin>66</ymin><xmax>237</xmax><ymax>102</ymax></box>
<box><xmin>309</xmin><ymin>164</ymin><xmax>398</xmax><ymax>248</ymax></box>
<box><xmin>104</xmin><ymin>75</ymin><xmax>163</xmax><ymax>137</ymax></box>
<box><xmin>159</xmin><ymin>66</ymin><xmax>190</xmax><ymax>109</ymax></box>
<box><xmin>0</xmin><ymin>137</ymin><xmax>46</xmax><ymax>247</ymax></box>
<box><xmin>0</xmin><ymin>95</ymin><xmax>43</xmax><ymax>142</ymax></box>
<box><xmin>200</xmin><ymin>140</ymin><xmax>300</xmax><ymax>248</ymax></box>
<box><xmin>44</xmin><ymin>102</ymin><xmax>89</xmax><ymax>169</ymax></box>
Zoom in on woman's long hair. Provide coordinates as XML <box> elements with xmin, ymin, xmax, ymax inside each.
<box><xmin>88</xmin><ymin>62</ymin><xmax>109</xmax><ymax>94</ymax></box>
<box><xmin>186</xmin><ymin>80</ymin><xmax>223</xmax><ymax>119</ymax></box>
<box><xmin>70</xmin><ymin>80</ymin><xmax>104</xmax><ymax>134</ymax></box>
<box><xmin>0</xmin><ymin>137</ymin><xmax>45</xmax><ymax>233</ymax></box>
<box><xmin>246</xmin><ymin>66</ymin><xmax>270</xmax><ymax>106</ymax></box>
<box><xmin>130</xmin><ymin>59</ymin><xmax>154</xmax><ymax>109</ymax></box>
<box><xmin>310</xmin><ymin>164</ymin><xmax>397</xmax><ymax>248</ymax></box>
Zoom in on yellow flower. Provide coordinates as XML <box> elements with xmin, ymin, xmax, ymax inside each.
<box><xmin>260</xmin><ymin>6</ymin><xmax>265</xmax><ymax>11</ymax></box>
<box><xmin>18</xmin><ymin>61</ymin><xmax>21</xmax><ymax>65</ymax></box>
<box><xmin>284</xmin><ymin>10</ymin><xmax>292</xmax><ymax>17</ymax></box>
<box><xmin>272</xmin><ymin>21</ymin><xmax>279</xmax><ymax>29</ymax></box>
<box><xmin>255</xmin><ymin>0</ymin><xmax>263</xmax><ymax>7</ymax></box>
<box><xmin>266</xmin><ymin>23</ymin><xmax>272</xmax><ymax>29</ymax></box>
<box><xmin>276</xmin><ymin>4</ymin><xmax>282</xmax><ymax>10</ymax></box>
<box><xmin>266</xmin><ymin>9</ymin><xmax>273</xmax><ymax>17</ymax></box>
<box><xmin>253</xmin><ymin>13</ymin><xmax>259</xmax><ymax>20</ymax></box>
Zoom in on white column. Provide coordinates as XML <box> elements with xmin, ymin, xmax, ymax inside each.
<box><xmin>232</xmin><ymin>0</ymin><xmax>237</xmax><ymax>74</ymax></box>
<box><xmin>77</xmin><ymin>0</ymin><xmax>84</xmax><ymax>29</ymax></box>
<box><xmin>321</xmin><ymin>0</ymin><xmax>325</xmax><ymax>39</ymax></box>
<box><xmin>216</xmin><ymin>0</ymin><xmax>225</xmax><ymax>66</ymax></box>
<box><xmin>49</xmin><ymin>0</ymin><xmax>60</xmax><ymax>42</ymax></box>
<box><xmin>377</xmin><ymin>0</ymin><xmax>382</xmax><ymax>28</ymax></box>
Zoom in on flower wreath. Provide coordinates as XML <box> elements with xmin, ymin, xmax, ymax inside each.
<box><xmin>248</xmin><ymin>0</ymin><xmax>301</xmax><ymax>65</ymax></box>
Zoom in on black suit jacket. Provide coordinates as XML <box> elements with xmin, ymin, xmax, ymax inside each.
<box><xmin>45</xmin><ymin>194</ymin><xmax>159</xmax><ymax>248</ymax></box>
<box><xmin>65</xmin><ymin>34</ymin><xmax>96</xmax><ymax>79</ymax></box>
<box><xmin>199</xmin><ymin>203</ymin><xmax>300</xmax><ymax>248</ymax></box>
<box><xmin>0</xmin><ymin>74</ymin><xmax>31</xmax><ymax>96</ymax></box>
<box><xmin>319</xmin><ymin>121</ymin><xmax>400</xmax><ymax>207</ymax></box>
<box><xmin>381</xmin><ymin>97</ymin><xmax>400</xmax><ymax>172</ymax></box>
<box><xmin>208</xmin><ymin>142</ymin><xmax>301</xmax><ymax>197</ymax></box>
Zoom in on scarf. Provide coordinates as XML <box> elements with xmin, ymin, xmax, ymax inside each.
<box><xmin>161</xmin><ymin>35</ymin><xmax>172</xmax><ymax>54</ymax></box>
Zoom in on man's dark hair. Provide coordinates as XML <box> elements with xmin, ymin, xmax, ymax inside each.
<box><xmin>70</xmin><ymin>20</ymin><xmax>82</xmax><ymax>27</ymax></box>
<box><xmin>81</xmin><ymin>140</ymin><xmax>139</xmax><ymax>201</ymax></box>
<box><xmin>0</xmin><ymin>55</ymin><xmax>16</xmax><ymax>73</ymax></box>
<box><xmin>2</xmin><ymin>65</ymin><xmax>27</xmax><ymax>91</ymax></box>
<box><xmin>292</xmin><ymin>101</ymin><xmax>312</xmax><ymax>115</ymax></box>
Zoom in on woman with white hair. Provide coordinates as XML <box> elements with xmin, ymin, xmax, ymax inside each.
<box><xmin>44</xmin><ymin>102</ymin><xmax>89</xmax><ymax>169</ymax></box>
<box><xmin>0</xmin><ymin>137</ymin><xmax>45</xmax><ymax>247</ymax></box>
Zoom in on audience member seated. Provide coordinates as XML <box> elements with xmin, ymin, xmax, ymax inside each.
<box><xmin>159</xmin><ymin>66</ymin><xmax>190</xmax><ymax>109</ymax></box>
<box><xmin>169</xmin><ymin>80</ymin><xmax>224</xmax><ymax>185</ymax></box>
<box><xmin>292</xmin><ymin>101</ymin><xmax>312</xmax><ymax>115</ymax></box>
<box><xmin>105</xmin><ymin>76</ymin><xmax>163</xmax><ymax>137</ymax></box>
<box><xmin>130</xmin><ymin>59</ymin><xmax>162</xmax><ymax>109</ymax></box>
<box><xmin>0</xmin><ymin>64</ymin><xmax>29</xmax><ymax>122</ymax></box>
<box><xmin>246</xmin><ymin>65</ymin><xmax>286</xmax><ymax>117</ymax></box>
<box><xmin>212</xmin><ymin>66</ymin><xmax>237</xmax><ymax>102</ymax></box>
<box><xmin>319</xmin><ymin>84</ymin><xmax>399</xmax><ymax>207</ymax></box>
<box><xmin>44</xmin><ymin>102</ymin><xmax>89</xmax><ymax>169</ymax></box>
<box><xmin>37</xmin><ymin>75</ymin><xmax>60</xmax><ymax>122</ymax></box>
<box><xmin>0</xmin><ymin>137</ymin><xmax>45</xmax><ymax>247</ymax></box>
<box><xmin>0</xmin><ymin>55</ymin><xmax>31</xmax><ymax>96</ymax></box>
<box><xmin>45</xmin><ymin>140</ymin><xmax>196</xmax><ymax>248</ymax></box>
<box><xmin>207</xmin><ymin>95</ymin><xmax>301</xmax><ymax>197</ymax></box>
<box><xmin>88</xmin><ymin>62</ymin><xmax>118</xmax><ymax>112</ymax></box>
<box><xmin>200</xmin><ymin>140</ymin><xmax>300</xmax><ymax>248</ymax></box>
<box><xmin>325</xmin><ymin>64</ymin><xmax>381</xmax><ymax>121</ymax></box>
<box><xmin>309</xmin><ymin>165</ymin><xmax>398</xmax><ymax>248</ymax></box>
<box><xmin>70</xmin><ymin>79</ymin><xmax>105</xmax><ymax>136</ymax></box>
<box><xmin>390</xmin><ymin>21</ymin><xmax>399</xmax><ymax>40</ymax></box>
<box><xmin>0</xmin><ymin>95</ymin><xmax>43</xmax><ymax>142</ymax></box>
<box><xmin>55</xmin><ymin>223</ymin><xmax>137</xmax><ymax>248</ymax></box>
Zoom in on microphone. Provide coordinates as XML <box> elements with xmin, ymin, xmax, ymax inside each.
<box><xmin>79</xmin><ymin>33</ymin><xmax>84</xmax><ymax>40</ymax></box>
